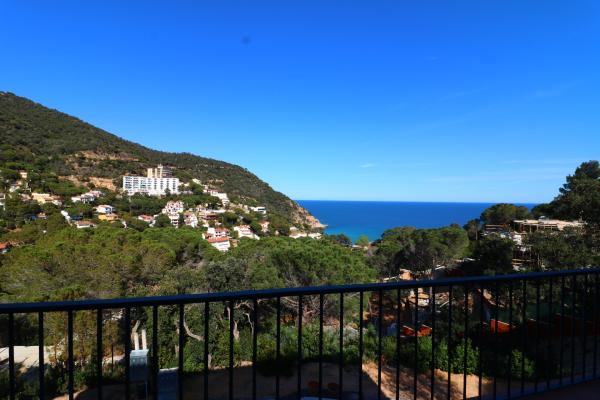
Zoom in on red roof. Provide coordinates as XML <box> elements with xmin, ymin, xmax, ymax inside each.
<box><xmin>0</xmin><ymin>242</ymin><xmax>12</xmax><ymax>250</ymax></box>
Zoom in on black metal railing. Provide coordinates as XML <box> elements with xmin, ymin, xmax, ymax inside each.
<box><xmin>1</xmin><ymin>268</ymin><xmax>599</xmax><ymax>399</ymax></box>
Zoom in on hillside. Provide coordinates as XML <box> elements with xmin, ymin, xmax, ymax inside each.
<box><xmin>0</xmin><ymin>91</ymin><xmax>317</xmax><ymax>225</ymax></box>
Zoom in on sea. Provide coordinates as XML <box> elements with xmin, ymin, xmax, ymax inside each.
<box><xmin>297</xmin><ymin>200</ymin><xmax>537</xmax><ymax>243</ymax></box>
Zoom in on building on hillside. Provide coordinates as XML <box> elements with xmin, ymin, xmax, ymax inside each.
<box><xmin>162</xmin><ymin>201</ymin><xmax>185</xmax><ymax>215</ymax></box>
<box><xmin>147</xmin><ymin>164</ymin><xmax>172</xmax><ymax>179</ymax></box>
<box><xmin>308</xmin><ymin>232</ymin><xmax>322</xmax><ymax>239</ymax></box>
<box><xmin>259</xmin><ymin>221</ymin><xmax>270</xmax><ymax>233</ymax></box>
<box><xmin>0</xmin><ymin>193</ymin><xmax>5</xmax><ymax>210</ymax></box>
<box><xmin>123</xmin><ymin>165</ymin><xmax>179</xmax><ymax>196</ymax></box>
<box><xmin>183</xmin><ymin>211</ymin><xmax>199</xmax><ymax>228</ymax></box>
<box><xmin>137</xmin><ymin>215</ymin><xmax>155</xmax><ymax>226</ymax></box>
<box><xmin>250</xmin><ymin>206</ymin><xmax>267</xmax><ymax>215</ymax></box>
<box><xmin>167</xmin><ymin>213</ymin><xmax>180</xmax><ymax>228</ymax></box>
<box><xmin>122</xmin><ymin>176</ymin><xmax>180</xmax><ymax>196</ymax></box>
<box><xmin>19</xmin><ymin>170</ymin><xmax>28</xmax><ymax>179</ymax></box>
<box><xmin>207</xmin><ymin>190</ymin><xmax>230</xmax><ymax>206</ymax></box>
<box><xmin>71</xmin><ymin>190</ymin><xmax>102</xmax><ymax>204</ymax></box>
<box><xmin>71</xmin><ymin>194</ymin><xmax>92</xmax><ymax>204</ymax></box>
<box><xmin>207</xmin><ymin>237</ymin><xmax>231</xmax><ymax>252</ymax></box>
<box><xmin>31</xmin><ymin>193</ymin><xmax>62</xmax><ymax>206</ymax></box>
<box><xmin>234</xmin><ymin>225</ymin><xmax>259</xmax><ymax>240</ymax></box>
<box><xmin>513</xmin><ymin>218</ymin><xmax>584</xmax><ymax>233</ymax></box>
<box><xmin>75</xmin><ymin>220</ymin><xmax>95</xmax><ymax>229</ymax></box>
<box><xmin>205</xmin><ymin>227</ymin><xmax>229</xmax><ymax>239</ymax></box>
<box><xmin>98</xmin><ymin>213</ymin><xmax>119</xmax><ymax>222</ymax></box>
<box><xmin>95</xmin><ymin>205</ymin><xmax>115</xmax><ymax>214</ymax></box>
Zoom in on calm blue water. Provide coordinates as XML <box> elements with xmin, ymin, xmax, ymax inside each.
<box><xmin>297</xmin><ymin>200</ymin><xmax>536</xmax><ymax>242</ymax></box>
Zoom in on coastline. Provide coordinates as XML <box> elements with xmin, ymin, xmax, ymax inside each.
<box><xmin>297</xmin><ymin>200</ymin><xmax>537</xmax><ymax>242</ymax></box>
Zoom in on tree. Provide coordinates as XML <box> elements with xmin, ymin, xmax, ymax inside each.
<box><xmin>480</xmin><ymin>204</ymin><xmax>530</xmax><ymax>226</ymax></box>
<box><xmin>326</xmin><ymin>234</ymin><xmax>353</xmax><ymax>247</ymax></box>
<box><xmin>526</xmin><ymin>228</ymin><xmax>596</xmax><ymax>270</ymax></box>
<box><xmin>249</xmin><ymin>221</ymin><xmax>262</xmax><ymax>234</ymax></box>
<box><xmin>154</xmin><ymin>214</ymin><xmax>172</xmax><ymax>228</ymax></box>
<box><xmin>466</xmin><ymin>236</ymin><xmax>514</xmax><ymax>276</ymax></box>
<box><xmin>370</xmin><ymin>225</ymin><xmax>469</xmax><ymax>278</ymax></box>
<box><xmin>463</xmin><ymin>219</ymin><xmax>481</xmax><ymax>241</ymax></box>
<box><xmin>356</xmin><ymin>235</ymin><xmax>370</xmax><ymax>248</ymax></box>
<box><xmin>544</xmin><ymin>161</ymin><xmax>600</xmax><ymax>228</ymax></box>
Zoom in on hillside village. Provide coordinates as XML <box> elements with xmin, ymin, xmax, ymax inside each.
<box><xmin>0</xmin><ymin>164</ymin><xmax>323</xmax><ymax>252</ymax></box>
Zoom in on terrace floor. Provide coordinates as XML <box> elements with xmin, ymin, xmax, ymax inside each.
<box><xmin>50</xmin><ymin>361</ymin><xmax>600</xmax><ymax>400</ymax></box>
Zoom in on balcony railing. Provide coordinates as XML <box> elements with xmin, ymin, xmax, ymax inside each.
<box><xmin>1</xmin><ymin>268</ymin><xmax>599</xmax><ymax>399</ymax></box>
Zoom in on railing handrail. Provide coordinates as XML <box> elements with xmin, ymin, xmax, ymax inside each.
<box><xmin>0</xmin><ymin>267</ymin><xmax>598</xmax><ymax>313</ymax></box>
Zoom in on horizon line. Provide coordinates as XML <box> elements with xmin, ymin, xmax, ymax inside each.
<box><xmin>295</xmin><ymin>199</ymin><xmax>542</xmax><ymax>205</ymax></box>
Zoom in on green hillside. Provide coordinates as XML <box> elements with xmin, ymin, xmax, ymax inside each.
<box><xmin>0</xmin><ymin>91</ymin><xmax>314</xmax><ymax>224</ymax></box>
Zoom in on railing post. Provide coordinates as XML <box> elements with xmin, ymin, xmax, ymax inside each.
<box><xmin>253</xmin><ymin>298</ymin><xmax>258</xmax><ymax>400</ymax></box>
<box><xmin>204</xmin><ymin>302</ymin><xmax>209</xmax><ymax>400</ymax></box>
<box><xmin>276</xmin><ymin>296</ymin><xmax>281</xmax><ymax>400</ymax></box>
<box><xmin>359</xmin><ymin>291</ymin><xmax>364</xmax><ymax>400</ymax></box>
<box><xmin>319</xmin><ymin>293</ymin><xmax>324</xmax><ymax>400</ymax></box>
<box><xmin>178</xmin><ymin>303</ymin><xmax>184</xmax><ymax>400</ymax></box>
<box><xmin>8</xmin><ymin>312</ymin><xmax>15</xmax><ymax>400</ymax></box>
<box><xmin>339</xmin><ymin>292</ymin><xmax>344</xmax><ymax>396</ymax></box>
<box><xmin>297</xmin><ymin>295</ymin><xmax>302</xmax><ymax>399</ymax></box>
<box><xmin>68</xmin><ymin>310</ymin><xmax>74</xmax><ymax>400</ymax></box>
<box><xmin>378</xmin><ymin>289</ymin><xmax>383</xmax><ymax>400</ymax></box>
<box><xmin>447</xmin><ymin>285</ymin><xmax>453</xmax><ymax>400</ymax></box>
<box><xmin>152</xmin><ymin>305</ymin><xmax>158</xmax><ymax>400</ymax></box>
<box><xmin>124</xmin><ymin>307</ymin><xmax>130</xmax><ymax>400</ymax></box>
<box><xmin>39</xmin><ymin>311</ymin><xmax>45</xmax><ymax>400</ymax></box>
<box><xmin>431</xmin><ymin>286</ymin><xmax>437</xmax><ymax>400</ymax></box>
<box><xmin>229</xmin><ymin>300</ymin><xmax>234</xmax><ymax>400</ymax></box>
<box><xmin>96</xmin><ymin>309</ymin><xmax>103</xmax><ymax>400</ymax></box>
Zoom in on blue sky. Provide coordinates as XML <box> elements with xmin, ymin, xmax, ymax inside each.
<box><xmin>2</xmin><ymin>1</ymin><xmax>599</xmax><ymax>203</ymax></box>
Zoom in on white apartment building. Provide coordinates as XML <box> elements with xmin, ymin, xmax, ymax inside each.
<box><xmin>123</xmin><ymin>176</ymin><xmax>180</xmax><ymax>196</ymax></box>
<box><xmin>123</xmin><ymin>165</ymin><xmax>179</xmax><ymax>196</ymax></box>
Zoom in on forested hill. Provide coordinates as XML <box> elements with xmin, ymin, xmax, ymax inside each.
<box><xmin>0</xmin><ymin>91</ymin><xmax>314</xmax><ymax>224</ymax></box>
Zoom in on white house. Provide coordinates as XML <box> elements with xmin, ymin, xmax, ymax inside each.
<box><xmin>71</xmin><ymin>190</ymin><xmax>102</xmax><ymax>204</ymax></box>
<box><xmin>167</xmin><ymin>213</ymin><xmax>180</xmax><ymax>228</ymax></box>
<box><xmin>205</xmin><ymin>227</ymin><xmax>229</xmax><ymax>240</ymax></box>
<box><xmin>162</xmin><ymin>201</ymin><xmax>185</xmax><ymax>215</ymax></box>
<box><xmin>95</xmin><ymin>205</ymin><xmax>115</xmax><ymax>214</ymax></box>
<box><xmin>183</xmin><ymin>212</ymin><xmax>199</xmax><ymax>228</ymax></box>
<box><xmin>207</xmin><ymin>237</ymin><xmax>231</xmax><ymax>252</ymax></box>
<box><xmin>250</xmin><ymin>206</ymin><xmax>267</xmax><ymax>215</ymax></box>
<box><xmin>234</xmin><ymin>225</ymin><xmax>259</xmax><ymax>240</ymax></box>
<box><xmin>75</xmin><ymin>220</ymin><xmax>95</xmax><ymax>229</ymax></box>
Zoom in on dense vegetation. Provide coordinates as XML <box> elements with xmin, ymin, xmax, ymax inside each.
<box><xmin>0</xmin><ymin>91</ymin><xmax>308</xmax><ymax>223</ymax></box>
